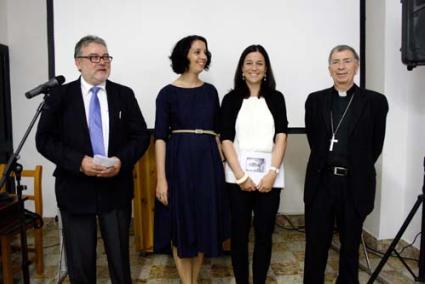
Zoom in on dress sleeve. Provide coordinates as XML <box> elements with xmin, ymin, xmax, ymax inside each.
<box><xmin>211</xmin><ymin>85</ymin><xmax>221</xmax><ymax>134</ymax></box>
<box><xmin>154</xmin><ymin>87</ymin><xmax>171</xmax><ymax>141</ymax></box>
<box><xmin>304</xmin><ymin>93</ymin><xmax>315</xmax><ymax>149</ymax></box>
<box><xmin>219</xmin><ymin>92</ymin><xmax>237</xmax><ymax>141</ymax></box>
<box><xmin>271</xmin><ymin>91</ymin><xmax>288</xmax><ymax>134</ymax></box>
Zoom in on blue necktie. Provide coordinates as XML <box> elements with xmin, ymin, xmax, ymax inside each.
<box><xmin>89</xmin><ymin>86</ymin><xmax>105</xmax><ymax>156</ymax></box>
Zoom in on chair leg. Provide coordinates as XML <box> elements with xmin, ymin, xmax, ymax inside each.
<box><xmin>1</xmin><ymin>236</ymin><xmax>14</xmax><ymax>284</ymax></box>
<box><xmin>34</xmin><ymin>227</ymin><xmax>44</xmax><ymax>274</ymax></box>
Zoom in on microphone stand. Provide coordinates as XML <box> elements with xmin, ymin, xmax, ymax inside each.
<box><xmin>0</xmin><ymin>96</ymin><xmax>47</xmax><ymax>284</ymax></box>
<box><xmin>368</xmin><ymin>157</ymin><xmax>425</xmax><ymax>283</ymax></box>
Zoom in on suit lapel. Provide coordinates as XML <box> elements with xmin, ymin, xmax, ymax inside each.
<box><xmin>321</xmin><ymin>88</ymin><xmax>333</xmax><ymax>133</ymax></box>
<box><xmin>71</xmin><ymin>79</ymin><xmax>92</xmax><ymax>149</ymax></box>
<box><xmin>105</xmin><ymin>81</ymin><xmax>118</xmax><ymax>155</ymax></box>
<box><xmin>347</xmin><ymin>85</ymin><xmax>367</xmax><ymax>135</ymax></box>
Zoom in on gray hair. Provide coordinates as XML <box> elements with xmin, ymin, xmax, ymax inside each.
<box><xmin>74</xmin><ymin>35</ymin><xmax>107</xmax><ymax>58</ymax></box>
<box><xmin>328</xmin><ymin>45</ymin><xmax>359</xmax><ymax>65</ymax></box>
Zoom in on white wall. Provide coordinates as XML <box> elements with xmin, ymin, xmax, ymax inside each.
<box><xmin>0</xmin><ymin>0</ymin><xmax>7</xmax><ymax>43</ymax></box>
<box><xmin>53</xmin><ymin>0</ymin><xmax>360</xmax><ymax>129</ymax></box>
<box><xmin>280</xmin><ymin>134</ymin><xmax>309</xmax><ymax>214</ymax></box>
<box><xmin>365</xmin><ymin>0</ymin><xmax>425</xmax><ymax>247</ymax></box>
<box><xmin>363</xmin><ymin>0</ymin><xmax>386</xmax><ymax>237</ymax></box>
<box><xmin>404</xmin><ymin>67</ymin><xmax>425</xmax><ymax>245</ymax></box>
<box><xmin>3</xmin><ymin>0</ymin><xmax>55</xmax><ymax>215</ymax></box>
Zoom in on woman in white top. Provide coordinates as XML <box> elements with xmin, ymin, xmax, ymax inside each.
<box><xmin>220</xmin><ymin>45</ymin><xmax>288</xmax><ymax>284</ymax></box>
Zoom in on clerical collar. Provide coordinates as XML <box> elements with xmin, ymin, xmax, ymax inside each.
<box><xmin>332</xmin><ymin>84</ymin><xmax>357</xmax><ymax>98</ymax></box>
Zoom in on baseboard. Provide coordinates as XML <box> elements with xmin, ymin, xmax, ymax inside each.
<box><xmin>275</xmin><ymin>213</ymin><xmax>305</xmax><ymax>229</ymax></box>
<box><xmin>362</xmin><ymin>230</ymin><xmax>419</xmax><ymax>260</ymax></box>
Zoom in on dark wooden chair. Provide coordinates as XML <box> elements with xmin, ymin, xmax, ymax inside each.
<box><xmin>0</xmin><ymin>164</ymin><xmax>43</xmax><ymax>283</ymax></box>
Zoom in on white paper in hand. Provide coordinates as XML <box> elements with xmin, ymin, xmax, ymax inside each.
<box><xmin>93</xmin><ymin>155</ymin><xmax>118</xmax><ymax>168</ymax></box>
<box><xmin>224</xmin><ymin>150</ymin><xmax>285</xmax><ymax>188</ymax></box>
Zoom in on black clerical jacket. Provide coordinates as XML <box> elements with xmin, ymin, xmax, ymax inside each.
<box><xmin>304</xmin><ymin>85</ymin><xmax>388</xmax><ymax>217</ymax></box>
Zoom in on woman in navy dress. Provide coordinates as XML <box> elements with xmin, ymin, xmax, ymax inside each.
<box><xmin>154</xmin><ymin>35</ymin><xmax>229</xmax><ymax>284</ymax></box>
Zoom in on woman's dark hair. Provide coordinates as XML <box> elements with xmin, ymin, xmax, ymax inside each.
<box><xmin>169</xmin><ymin>35</ymin><xmax>212</xmax><ymax>74</ymax></box>
<box><xmin>233</xmin><ymin>45</ymin><xmax>276</xmax><ymax>98</ymax></box>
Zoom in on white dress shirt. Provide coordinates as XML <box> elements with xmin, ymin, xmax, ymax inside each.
<box><xmin>80</xmin><ymin>77</ymin><xmax>110</xmax><ymax>155</ymax></box>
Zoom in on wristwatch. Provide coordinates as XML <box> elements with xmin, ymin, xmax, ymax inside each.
<box><xmin>269</xmin><ymin>166</ymin><xmax>279</xmax><ymax>174</ymax></box>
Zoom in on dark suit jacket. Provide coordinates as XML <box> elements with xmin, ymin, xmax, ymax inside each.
<box><xmin>36</xmin><ymin>78</ymin><xmax>150</xmax><ymax>214</ymax></box>
<box><xmin>304</xmin><ymin>85</ymin><xmax>388</xmax><ymax>217</ymax></box>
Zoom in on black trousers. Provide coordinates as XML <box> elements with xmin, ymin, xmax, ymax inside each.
<box><xmin>303</xmin><ymin>172</ymin><xmax>366</xmax><ymax>284</ymax></box>
<box><xmin>227</xmin><ymin>183</ymin><xmax>281</xmax><ymax>284</ymax></box>
<box><xmin>60</xmin><ymin>205</ymin><xmax>132</xmax><ymax>284</ymax></box>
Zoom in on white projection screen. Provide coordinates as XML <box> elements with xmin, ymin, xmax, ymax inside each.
<box><xmin>54</xmin><ymin>0</ymin><xmax>360</xmax><ymax>128</ymax></box>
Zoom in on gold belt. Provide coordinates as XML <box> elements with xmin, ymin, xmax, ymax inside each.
<box><xmin>172</xmin><ymin>129</ymin><xmax>217</xmax><ymax>136</ymax></box>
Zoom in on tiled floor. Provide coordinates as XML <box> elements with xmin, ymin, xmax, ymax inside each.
<box><xmin>1</xmin><ymin>218</ymin><xmax>418</xmax><ymax>283</ymax></box>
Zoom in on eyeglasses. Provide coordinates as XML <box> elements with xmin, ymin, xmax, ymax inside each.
<box><xmin>330</xmin><ymin>58</ymin><xmax>355</xmax><ymax>66</ymax></box>
<box><xmin>77</xmin><ymin>55</ymin><xmax>113</xmax><ymax>63</ymax></box>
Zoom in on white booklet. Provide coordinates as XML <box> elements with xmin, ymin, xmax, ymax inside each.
<box><xmin>225</xmin><ymin>150</ymin><xmax>285</xmax><ymax>188</ymax></box>
<box><xmin>93</xmin><ymin>155</ymin><xmax>118</xmax><ymax>168</ymax></box>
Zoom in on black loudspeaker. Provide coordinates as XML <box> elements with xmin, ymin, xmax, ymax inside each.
<box><xmin>402</xmin><ymin>0</ymin><xmax>425</xmax><ymax>70</ymax></box>
<box><xmin>0</xmin><ymin>44</ymin><xmax>13</xmax><ymax>163</ymax></box>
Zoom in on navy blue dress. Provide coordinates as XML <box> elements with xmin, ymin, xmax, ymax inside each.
<box><xmin>154</xmin><ymin>83</ymin><xmax>229</xmax><ymax>258</ymax></box>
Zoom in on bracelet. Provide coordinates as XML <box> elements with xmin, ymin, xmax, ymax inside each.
<box><xmin>236</xmin><ymin>172</ymin><xmax>249</xmax><ymax>184</ymax></box>
<box><xmin>269</xmin><ymin>166</ymin><xmax>279</xmax><ymax>174</ymax></box>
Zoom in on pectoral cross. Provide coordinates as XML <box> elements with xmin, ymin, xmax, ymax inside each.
<box><xmin>329</xmin><ymin>134</ymin><xmax>338</xmax><ymax>151</ymax></box>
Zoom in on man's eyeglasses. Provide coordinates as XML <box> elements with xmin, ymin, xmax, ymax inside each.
<box><xmin>330</xmin><ymin>58</ymin><xmax>355</xmax><ymax>66</ymax></box>
<box><xmin>77</xmin><ymin>55</ymin><xmax>113</xmax><ymax>63</ymax></box>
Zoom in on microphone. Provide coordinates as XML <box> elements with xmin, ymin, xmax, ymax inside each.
<box><xmin>25</xmin><ymin>75</ymin><xmax>66</xmax><ymax>99</ymax></box>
